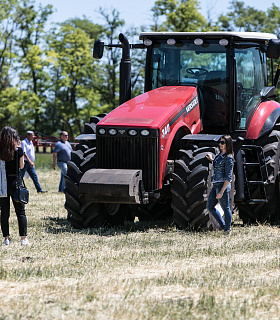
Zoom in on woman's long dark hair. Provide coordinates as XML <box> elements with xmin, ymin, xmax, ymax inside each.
<box><xmin>221</xmin><ymin>135</ymin><xmax>233</xmax><ymax>156</ymax></box>
<box><xmin>0</xmin><ymin>126</ymin><xmax>19</xmax><ymax>161</ymax></box>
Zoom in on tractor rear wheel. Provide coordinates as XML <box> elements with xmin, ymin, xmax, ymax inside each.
<box><xmin>238</xmin><ymin>130</ymin><xmax>280</xmax><ymax>224</ymax></box>
<box><xmin>171</xmin><ymin>144</ymin><xmax>218</xmax><ymax>230</ymax></box>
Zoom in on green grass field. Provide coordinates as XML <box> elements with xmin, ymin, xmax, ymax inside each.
<box><xmin>1</xmin><ymin>169</ymin><xmax>280</xmax><ymax>319</ymax></box>
<box><xmin>34</xmin><ymin>152</ymin><xmax>53</xmax><ymax>170</ymax></box>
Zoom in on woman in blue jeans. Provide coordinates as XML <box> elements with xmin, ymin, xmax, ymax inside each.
<box><xmin>206</xmin><ymin>135</ymin><xmax>234</xmax><ymax>233</ymax></box>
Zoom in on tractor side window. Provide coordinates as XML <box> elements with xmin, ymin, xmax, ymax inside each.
<box><xmin>151</xmin><ymin>48</ymin><xmax>180</xmax><ymax>88</ymax></box>
<box><xmin>236</xmin><ymin>46</ymin><xmax>267</xmax><ymax>129</ymax></box>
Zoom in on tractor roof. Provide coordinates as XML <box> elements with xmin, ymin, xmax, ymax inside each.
<box><xmin>140</xmin><ymin>32</ymin><xmax>277</xmax><ymax>42</ymax></box>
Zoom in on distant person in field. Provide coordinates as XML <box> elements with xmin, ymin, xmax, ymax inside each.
<box><xmin>0</xmin><ymin>126</ymin><xmax>29</xmax><ymax>246</ymax></box>
<box><xmin>21</xmin><ymin>131</ymin><xmax>47</xmax><ymax>193</ymax></box>
<box><xmin>52</xmin><ymin>131</ymin><xmax>72</xmax><ymax>192</ymax></box>
<box><xmin>205</xmin><ymin>135</ymin><xmax>234</xmax><ymax>234</ymax></box>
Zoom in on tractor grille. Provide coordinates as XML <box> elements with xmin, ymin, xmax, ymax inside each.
<box><xmin>96</xmin><ymin>132</ymin><xmax>159</xmax><ymax>191</ymax></box>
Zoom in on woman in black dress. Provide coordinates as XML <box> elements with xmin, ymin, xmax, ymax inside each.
<box><xmin>0</xmin><ymin>126</ymin><xmax>28</xmax><ymax>245</ymax></box>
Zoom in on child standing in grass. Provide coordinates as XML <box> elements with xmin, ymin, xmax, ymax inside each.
<box><xmin>206</xmin><ymin>135</ymin><xmax>234</xmax><ymax>234</ymax></box>
<box><xmin>0</xmin><ymin>126</ymin><xmax>29</xmax><ymax>246</ymax></box>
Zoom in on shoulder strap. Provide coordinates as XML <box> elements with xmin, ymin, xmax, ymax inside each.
<box><xmin>15</xmin><ymin>149</ymin><xmax>26</xmax><ymax>188</ymax></box>
<box><xmin>16</xmin><ymin>148</ymin><xmax>19</xmax><ymax>178</ymax></box>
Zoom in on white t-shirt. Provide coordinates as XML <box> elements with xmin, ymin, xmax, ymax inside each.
<box><xmin>21</xmin><ymin>138</ymin><xmax>35</xmax><ymax>162</ymax></box>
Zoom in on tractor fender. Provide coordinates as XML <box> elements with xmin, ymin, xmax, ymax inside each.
<box><xmin>160</xmin><ymin>121</ymin><xmax>192</xmax><ymax>185</ymax></box>
<box><xmin>246</xmin><ymin>101</ymin><xmax>280</xmax><ymax>140</ymax></box>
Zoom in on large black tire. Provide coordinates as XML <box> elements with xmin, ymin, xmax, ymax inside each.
<box><xmin>65</xmin><ymin>147</ymin><xmax>129</xmax><ymax>228</ymax></box>
<box><xmin>238</xmin><ymin>130</ymin><xmax>280</xmax><ymax>224</ymax></box>
<box><xmin>65</xmin><ymin>115</ymin><xmax>130</xmax><ymax>228</ymax></box>
<box><xmin>171</xmin><ymin>144</ymin><xmax>219</xmax><ymax>230</ymax></box>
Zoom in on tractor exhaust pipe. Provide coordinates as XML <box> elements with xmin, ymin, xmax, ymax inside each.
<box><xmin>119</xmin><ymin>33</ymin><xmax>131</xmax><ymax>105</ymax></box>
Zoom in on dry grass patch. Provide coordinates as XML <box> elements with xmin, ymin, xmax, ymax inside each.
<box><xmin>0</xmin><ymin>170</ymin><xmax>280</xmax><ymax>319</ymax></box>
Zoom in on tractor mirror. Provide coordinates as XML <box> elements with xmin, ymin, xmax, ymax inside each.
<box><xmin>266</xmin><ymin>39</ymin><xmax>280</xmax><ymax>60</ymax></box>
<box><xmin>93</xmin><ymin>40</ymin><xmax>104</xmax><ymax>59</ymax></box>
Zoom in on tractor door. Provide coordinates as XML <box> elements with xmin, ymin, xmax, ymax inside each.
<box><xmin>192</xmin><ymin>43</ymin><xmax>229</xmax><ymax>133</ymax></box>
<box><xmin>235</xmin><ymin>45</ymin><xmax>268</xmax><ymax>129</ymax></box>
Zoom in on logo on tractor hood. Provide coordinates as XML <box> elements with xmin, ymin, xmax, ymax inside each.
<box><xmin>169</xmin><ymin>95</ymin><xmax>199</xmax><ymax>128</ymax></box>
<box><xmin>185</xmin><ymin>96</ymin><xmax>198</xmax><ymax>114</ymax></box>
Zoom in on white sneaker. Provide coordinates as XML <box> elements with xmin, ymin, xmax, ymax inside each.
<box><xmin>21</xmin><ymin>238</ymin><xmax>29</xmax><ymax>246</ymax></box>
<box><xmin>4</xmin><ymin>238</ymin><xmax>11</xmax><ymax>246</ymax></box>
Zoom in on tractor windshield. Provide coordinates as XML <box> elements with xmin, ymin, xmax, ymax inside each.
<box><xmin>150</xmin><ymin>39</ymin><xmax>227</xmax><ymax>88</ymax></box>
<box><xmin>235</xmin><ymin>45</ymin><xmax>267</xmax><ymax>129</ymax></box>
<box><xmin>149</xmin><ymin>39</ymin><xmax>228</xmax><ymax>129</ymax></box>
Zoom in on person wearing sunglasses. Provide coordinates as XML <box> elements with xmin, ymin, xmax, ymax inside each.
<box><xmin>205</xmin><ymin>135</ymin><xmax>234</xmax><ymax>234</ymax></box>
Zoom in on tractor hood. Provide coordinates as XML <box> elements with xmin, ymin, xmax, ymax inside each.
<box><xmin>98</xmin><ymin>86</ymin><xmax>198</xmax><ymax>128</ymax></box>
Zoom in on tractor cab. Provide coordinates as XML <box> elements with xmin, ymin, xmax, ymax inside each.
<box><xmin>140</xmin><ymin>32</ymin><xmax>277</xmax><ymax>135</ymax></box>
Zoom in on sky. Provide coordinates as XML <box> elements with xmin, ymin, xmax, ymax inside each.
<box><xmin>45</xmin><ymin>0</ymin><xmax>277</xmax><ymax>29</ymax></box>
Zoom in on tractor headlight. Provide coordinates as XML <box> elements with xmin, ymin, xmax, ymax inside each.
<box><xmin>109</xmin><ymin>128</ymin><xmax>117</xmax><ymax>135</ymax></box>
<box><xmin>144</xmin><ymin>39</ymin><xmax>152</xmax><ymax>46</ymax></box>
<box><xmin>194</xmin><ymin>38</ymin><xmax>203</xmax><ymax>46</ymax></box>
<box><xmin>167</xmin><ymin>38</ymin><xmax>176</xmax><ymax>45</ymax></box>
<box><xmin>99</xmin><ymin>128</ymin><xmax>106</xmax><ymax>135</ymax></box>
<box><xmin>219</xmin><ymin>39</ymin><xmax>229</xmax><ymax>46</ymax></box>
<box><xmin>128</xmin><ymin>129</ymin><xmax>137</xmax><ymax>136</ymax></box>
<box><xmin>140</xmin><ymin>129</ymin><xmax>150</xmax><ymax>136</ymax></box>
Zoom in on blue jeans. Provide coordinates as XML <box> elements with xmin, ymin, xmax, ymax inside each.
<box><xmin>57</xmin><ymin>161</ymin><xmax>67</xmax><ymax>192</ymax></box>
<box><xmin>206</xmin><ymin>182</ymin><xmax>232</xmax><ymax>231</ymax></box>
<box><xmin>20</xmin><ymin>161</ymin><xmax>42</xmax><ymax>192</ymax></box>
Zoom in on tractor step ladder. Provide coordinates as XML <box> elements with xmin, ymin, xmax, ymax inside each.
<box><xmin>241</xmin><ymin>145</ymin><xmax>269</xmax><ymax>203</ymax></box>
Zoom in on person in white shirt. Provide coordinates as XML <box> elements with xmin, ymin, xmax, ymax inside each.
<box><xmin>21</xmin><ymin>131</ymin><xmax>47</xmax><ymax>193</ymax></box>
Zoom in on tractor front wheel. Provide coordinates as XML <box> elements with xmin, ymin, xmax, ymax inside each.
<box><xmin>65</xmin><ymin>148</ymin><xmax>128</xmax><ymax>228</ymax></box>
<box><xmin>171</xmin><ymin>145</ymin><xmax>218</xmax><ymax>230</ymax></box>
<box><xmin>64</xmin><ymin>115</ymin><xmax>128</xmax><ymax>228</ymax></box>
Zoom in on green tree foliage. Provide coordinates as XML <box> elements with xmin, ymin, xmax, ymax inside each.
<box><xmin>46</xmin><ymin>24</ymin><xmax>98</xmax><ymax>136</ymax></box>
<box><xmin>0</xmin><ymin>0</ymin><xmax>22</xmax><ymax>92</ymax></box>
<box><xmin>61</xmin><ymin>16</ymin><xmax>104</xmax><ymax>40</ymax></box>
<box><xmin>15</xmin><ymin>1</ymin><xmax>53</xmax><ymax>130</ymax></box>
<box><xmin>93</xmin><ymin>9</ymin><xmax>145</xmax><ymax>109</ymax></box>
<box><xmin>216</xmin><ymin>0</ymin><xmax>280</xmax><ymax>36</ymax></box>
<box><xmin>151</xmin><ymin>0</ymin><xmax>207</xmax><ymax>31</ymax></box>
<box><xmin>264</xmin><ymin>4</ymin><xmax>280</xmax><ymax>38</ymax></box>
<box><xmin>0</xmin><ymin>0</ymin><xmax>52</xmax><ymax>132</ymax></box>
<box><xmin>0</xmin><ymin>87</ymin><xmax>40</xmax><ymax>133</ymax></box>
<box><xmin>92</xmin><ymin>8</ymin><xmax>125</xmax><ymax>111</ymax></box>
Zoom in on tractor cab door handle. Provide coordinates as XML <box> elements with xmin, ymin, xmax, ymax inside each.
<box><xmin>236</xmin><ymin>110</ymin><xmax>241</xmax><ymax>127</ymax></box>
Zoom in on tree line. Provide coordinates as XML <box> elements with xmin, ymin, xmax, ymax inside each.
<box><xmin>0</xmin><ymin>0</ymin><xmax>280</xmax><ymax>136</ymax></box>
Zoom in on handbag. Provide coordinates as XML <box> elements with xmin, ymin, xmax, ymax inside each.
<box><xmin>14</xmin><ymin>180</ymin><xmax>29</xmax><ymax>204</ymax></box>
<box><xmin>13</xmin><ymin>148</ymin><xmax>29</xmax><ymax>204</ymax></box>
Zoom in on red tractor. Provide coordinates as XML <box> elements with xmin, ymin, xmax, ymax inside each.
<box><xmin>64</xmin><ymin>32</ymin><xmax>280</xmax><ymax>229</ymax></box>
